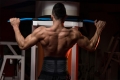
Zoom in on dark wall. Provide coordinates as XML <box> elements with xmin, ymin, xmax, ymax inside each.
<box><xmin>0</xmin><ymin>5</ymin><xmax>35</xmax><ymax>77</ymax></box>
<box><xmin>79</xmin><ymin>3</ymin><xmax>120</xmax><ymax>80</ymax></box>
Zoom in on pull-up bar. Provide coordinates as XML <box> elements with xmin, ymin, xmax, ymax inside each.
<box><xmin>7</xmin><ymin>18</ymin><xmax>94</xmax><ymax>23</ymax></box>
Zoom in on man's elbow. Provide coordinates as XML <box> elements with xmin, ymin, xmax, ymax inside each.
<box><xmin>88</xmin><ymin>44</ymin><xmax>98</xmax><ymax>52</ymax></box>
<box><xmin>87</xmin><ymin>42</ymin><xmax>98</xmax><ymax>52</ymax></box>
<box><xmin>19</xmin><ymin>46</ymin><xmax>26</xmax><ymax>50</ymax></box>
<box><xmin>88</xmin><ymin>48</ymin><xmax>96</xmax><ymax>52</ymax></box>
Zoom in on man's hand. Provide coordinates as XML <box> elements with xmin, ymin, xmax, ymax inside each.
<box><xmin>10</xmin><ymin>18</ymin><xmax>20</xmax><ymax>28</ymax></box>
<box><xmin>94</xmin><ymin>20</ymin><xmax>106</xmax><ymax>32</ymax></box>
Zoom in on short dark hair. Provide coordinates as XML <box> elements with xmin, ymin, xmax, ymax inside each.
<box><xmin>52</xmin><ymin>2</ymin><xmax>66</xmax><ymax>21</ymax></box>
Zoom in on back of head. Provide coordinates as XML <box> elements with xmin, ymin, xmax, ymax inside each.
<box><xmin>52</xmin><ymin>2</ymin><xmax>66</xmax><ymax>21</ymax></box>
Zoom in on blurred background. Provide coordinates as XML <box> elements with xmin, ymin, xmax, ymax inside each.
<box><xmin>0</xmin><ymin>0</ymin><xmax>120</xmax><ymax>80</ymax></box>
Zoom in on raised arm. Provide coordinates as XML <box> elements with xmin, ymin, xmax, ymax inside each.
<box><xmin>77</xmin><ymin>20</ymin><xmax>106</xmax><ymax>51</ymax></box>
<box><xmin>10</xmin><ymin>18</ymin><xmax>44</xmax><ymax>50</ymax></box>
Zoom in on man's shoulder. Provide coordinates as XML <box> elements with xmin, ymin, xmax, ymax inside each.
<box><xmin>70</xmin><ymin>28</ymin><xmax>81</xmax><ymax>37</ymax></box>
<box><xmin>36</xmin><ymin>26</ymin><xmax>47</xmax><ymax>31</ymax></box>
<box><xmin>38</xmin><ymin>26</ymin><xmax>46</xmax><ymax>29</ymax></box>
<box><xmin>70</xmin><ymin>28</ymin><xmax>79</xmax><ymax>33</ymax></box>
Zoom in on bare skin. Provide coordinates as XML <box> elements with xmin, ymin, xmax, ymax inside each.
<box><xmin>10</xmin><ymin>16</ymin><xmax>106</xmax><ymax>57</ymax></box>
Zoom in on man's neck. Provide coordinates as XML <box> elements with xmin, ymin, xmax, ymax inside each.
<box><xmin>51</xmin><ymin>20</ymin><xmax>64</xmax><ymax>31</ymax></box>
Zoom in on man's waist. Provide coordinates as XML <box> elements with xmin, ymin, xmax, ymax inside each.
<box><xmin>42</xmin><ymin>57</ymin><xmax>67</xmax><ymax>73</ymax></box>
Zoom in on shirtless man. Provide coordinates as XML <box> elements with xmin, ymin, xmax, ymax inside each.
<box><xmin>10</xmin><ymin>2</ymin><xmax>106</xmax><ymax>80</ymax></box>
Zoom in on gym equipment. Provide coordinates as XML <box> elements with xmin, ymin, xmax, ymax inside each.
<box><xmin>8</xmin><ymin>18</ymin><xmax>94</xmax><ymax>23</ymax></box>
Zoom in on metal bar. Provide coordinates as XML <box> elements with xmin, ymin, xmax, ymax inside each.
<box><xmin>7</xmin><ymin>45</ymin><xmax>17</xmax><ymax>55</ymax></box>
<box><xmin>111</xmin><ymin>58</ymin><xmax>120</xmax><ymax>63</ymax></box>
<box><xmin>33</xmin><ymin>21</ymin><xmax>83</xmax><ymax>27</ymax></box>
<box><xmin>0</xmin><ymin>57</ymin><xmax>6</xmax><ymax>79</ymax></box>
<box><xmin>30</xmin><ymin>45</ymin><xmax>36</xmax><ymax>80</ymax></box>
<box><xmin>71</xmin><ymin>44</ymin><xmax>77</xmax><ymax>80</ymax></box>
<box><xmin>0</xmin><ymin>42</ymin><xmax>17</xmax><ymax>45</ymax></box>
<box><xmin>102</xmin><ymin>39</ymin><xmax>119</xmax><ymax>76</ymax></box>
<box><xmin>22</xmin><ymin>50</ymin><xmax>25</xmax><ymax>56</ymax></box>
<box><xmin>0</xmin><ymin>55</ymin><xmax>24</xmax><ymax>80</ymax></box>
<box><xmin>21</xmin><ymin>56</ymin><xmax>25</xmax><ymax>80</ymax></box>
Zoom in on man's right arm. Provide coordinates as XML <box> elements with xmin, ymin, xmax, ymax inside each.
<box><xmin>10</xmin><ymin>18</ymin><xmax>45</xmax><ymax>50</ymax></box>
<box><xmin>77</xmin><ymin>20</ymin><xmax>106</xmax><ymax>51</ymax></box>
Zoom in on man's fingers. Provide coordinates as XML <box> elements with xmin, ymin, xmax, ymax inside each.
<box><xmin>99</xmin><ymin>21</ymin><xmax>105</xmax><ymax>25</ymax></box>
<box><xmin>94</xmin><ymin>19</ymin><xmax>97</xmax><ymax>23</ymax></box>
<box><xmin>10</xmin><ymin>18</ymin><xmax>13</xmax><ymax>21</ymax></box>
<box><xmin>101</xmin><ymin>21</ymin><xmax>106</xmax><ymax>26</ymax></box>
<box><xmin>95</xmin><ymin>20</ymin><xmax>106</xmax><ymax>29</ymax></box>
<box><xmin>10</xmin><ymin>18</ymin><xmax>19</xmax><ymax>21</ymax></box>
<box><xmin>17</xmin><ymin>18</ymin><xmax>20</xmax><ymax>21</ymax></box>
<box><xmin>94</xmin><ymin>19</ymin><xmax>97</xmax><ymax>24</ymax></box>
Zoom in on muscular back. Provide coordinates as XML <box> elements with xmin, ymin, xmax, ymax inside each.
<box><xmin>40</xmin><ymin>27</ymin><xmax>78</xmax><ymax>57</ymax></box>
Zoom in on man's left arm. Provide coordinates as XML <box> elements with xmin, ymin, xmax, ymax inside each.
<box><xmin>77</xmin><ymin>20</ymin><xmax>106</xmax><ymax>51</ymax></box>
